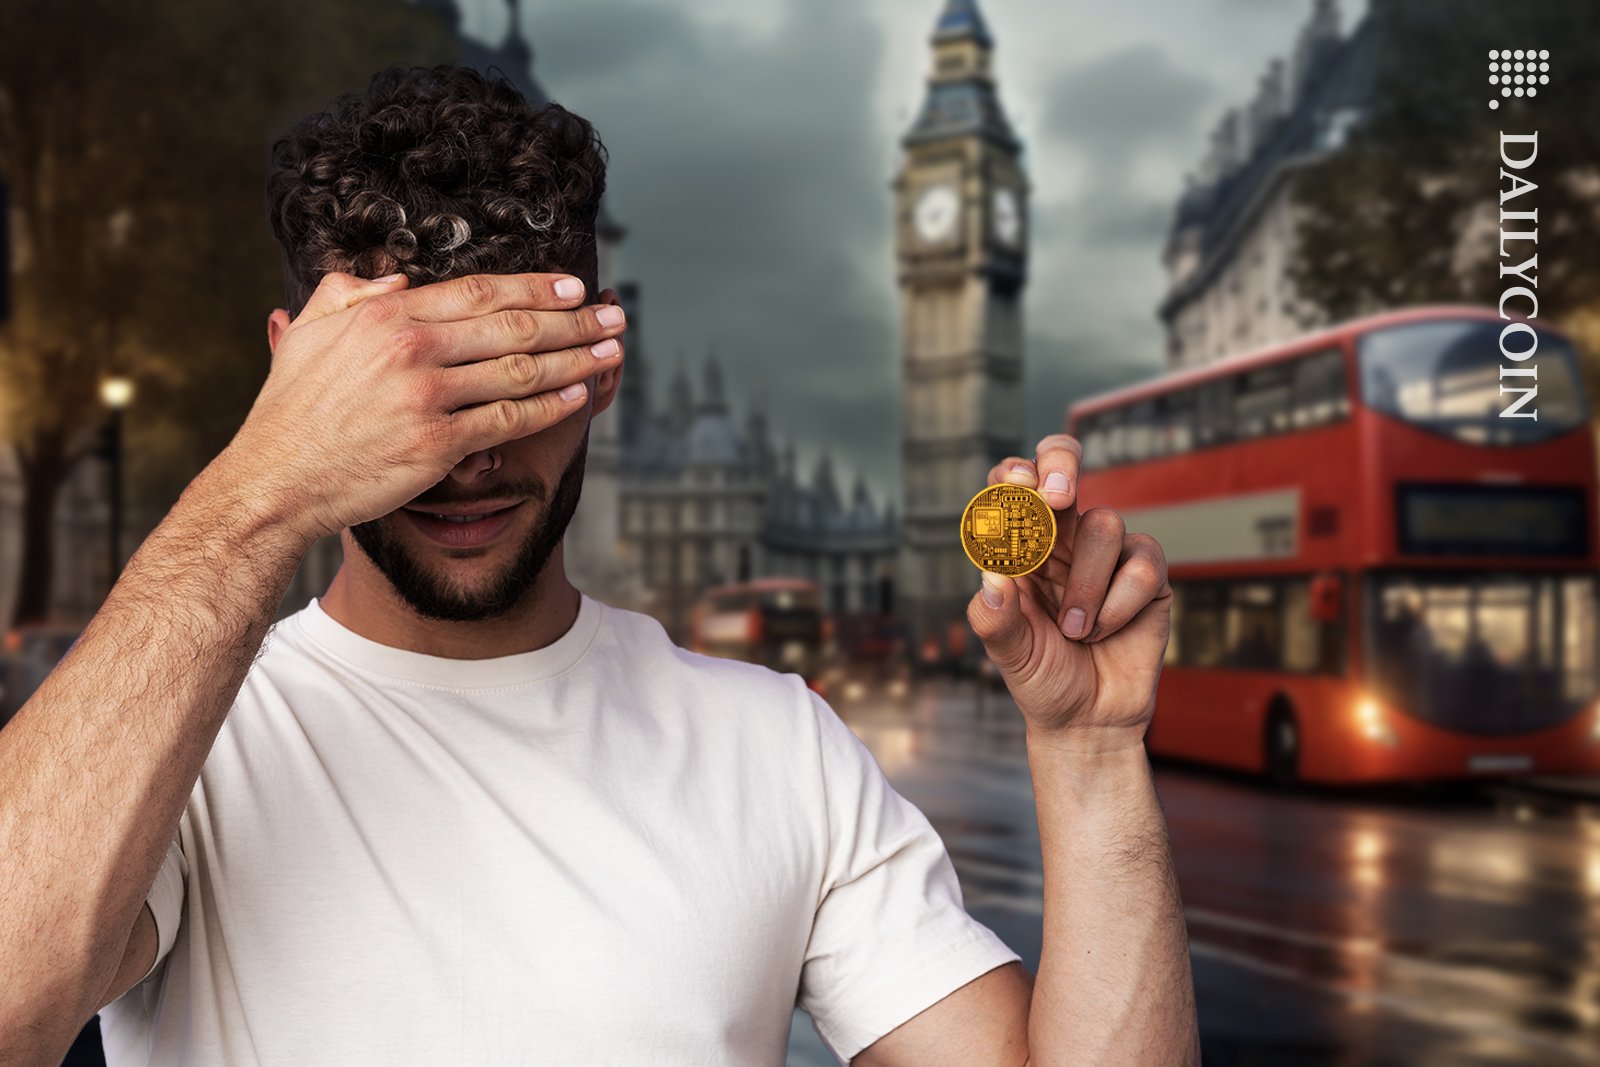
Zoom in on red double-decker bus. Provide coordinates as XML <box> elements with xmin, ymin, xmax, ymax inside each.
<box><xmin>1068</xmin><ymin>306</ymin><xmax>1600</xmax><ymax>784</ymax></box>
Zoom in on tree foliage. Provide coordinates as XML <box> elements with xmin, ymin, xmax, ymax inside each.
<box><xmin>0</xmin><ymin>0</ymin><xmax>460</xmax><ymax>623</ymax></box>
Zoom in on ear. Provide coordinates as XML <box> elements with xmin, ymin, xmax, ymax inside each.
<box><xmin>588</xmin><ymin>288</ymin><xmax>624</xmax><ymax>419</ymax></box>
<box><xmin>267</xmin><ymin>308</ymin><xmax>291</xmax><ymax>365</ymax></box>
<box><xmin>589</xmin><ymin>361</ymin><xmax>623</xmax><ymax>419</ymax></box>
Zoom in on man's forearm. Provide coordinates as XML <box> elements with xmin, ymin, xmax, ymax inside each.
<box><xmin>1023</xmin><ymin>733</ymin><xmax>1199</xmax><ymax>1067</ymax></box>
<box><xmin>0</xmin><ymin>451</ymin><xmax>312</xmax><ymax>1055</ymax></box>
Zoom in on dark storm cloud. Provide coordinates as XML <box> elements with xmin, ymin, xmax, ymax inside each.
<box><xmin>520</xmin><ymin>0</ymin><xmax>899</xmax><ymax>499</ymax></box>
<box><xmin>1042</xmin><ymin>44</ymin><xmax>1217</xmax><ymax>166</ymax></box>
<box><xmin>1018</xmin><ymin>43</ymin><xmax>1220</xmax><ymax>433</ymax></box>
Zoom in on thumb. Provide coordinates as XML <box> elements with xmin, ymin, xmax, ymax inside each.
<box><xmin>967</xmin><ymin>571</ymin><xmax>1032</xmax><ymax>675</ymax></box>
<box><xmin>297</xmin><ymin>269</ymin><xmax>411</xmax><ymax>324</ymax></box>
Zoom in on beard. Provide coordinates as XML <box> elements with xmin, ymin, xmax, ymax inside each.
<box><xmin>348</xmin><ymin>431</ymin><xmax>588</xmax><ymax>623</ymax></box>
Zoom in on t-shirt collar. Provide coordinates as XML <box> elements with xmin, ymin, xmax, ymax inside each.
<box><xmin>290</xmin><ymin>592</ymin><xmax>604</xmax><ymax>689</ymax></box>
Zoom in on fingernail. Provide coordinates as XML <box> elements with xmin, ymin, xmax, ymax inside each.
<box><xmin>1044</xmin><ymin>471</ymin><xmax>1070</xmax><ymax>499</ymax></box>
<box><xmin>554</xmin><ymin>277</ymin><xmax>584</xmax><ymax>299</ymax></box>
<box><xmin>981</xmin><ymin>571</ymin><xmax>1006</xmax><ymax>609</ymax></box>
<box><xmin>559</xmin><ymin>382</ymin><xmax>586</xmax><ymax>401</ymax></box>
<box><xmin>590</xmin><ymin>338</ymin><xmax>620</xmax><ymax>359</ymax></box>
<box><xmin>1063</xmin><ymin>607</ymin><xmax>1087</xmax><ymax>638</ymax></box>
<box><xmin>596</xmin><ymin>305</ymin><xmax>625</xmax><ymax>329</ymax></box>
<box><xmin>1004</xmin><ymin>464</ymin><xmax>1035</xmax><ymax>485</ymax></box>
<box><xmin>373</xmin><ymin>272</ymin><xmax>405</xmax><ymax>284</ymax></box>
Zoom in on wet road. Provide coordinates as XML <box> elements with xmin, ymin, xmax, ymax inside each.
<box><xmin>788</xmin><ymin>678</ymin><xmax>1600</xmax><ymax>1066</ymax></box>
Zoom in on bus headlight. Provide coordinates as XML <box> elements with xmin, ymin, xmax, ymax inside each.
<box><xmin>1356</xmin><ymin>697</ymin><xmax>1399</xmax><ymax>747</ymax></box>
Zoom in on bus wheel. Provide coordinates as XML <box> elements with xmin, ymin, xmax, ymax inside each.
<box><xmin>1265</xmin><ymin>705</ymin><xmax>1300</xmax><ymax>788</ymax></box>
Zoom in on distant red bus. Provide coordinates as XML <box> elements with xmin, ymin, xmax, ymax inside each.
<box><xmin>689</xmin><ymin>578</ymin><xmax>831</xmax><ymax>696</ymax></box>
<box><xmin>1068</xmin><ymin>306</ymin><xmax>1600</xmax><ymax>784</ymax></box>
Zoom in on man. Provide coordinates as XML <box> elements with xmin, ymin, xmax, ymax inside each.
<box><xmin>0</xmin><ymin>65</ymin><xmax>1197</xmax><ymax>1065</ymax></box>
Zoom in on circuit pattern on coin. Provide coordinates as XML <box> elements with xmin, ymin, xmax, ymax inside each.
<box><xmin>959</xmin><ymin>483</ymin><xmax>1057</xmax><ymax>577</ymax></box>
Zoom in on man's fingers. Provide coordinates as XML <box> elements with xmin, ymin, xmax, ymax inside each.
<box><xmin>438</xmin><ymin>338</ymin><xmax>624</xmax><ymax>410</ymax></box>
<box><xmin>1057</xmin><ymin>506</ymin><xmax>1124</xmax><ymax>640</ymax></box>
<box><xmin>1034</xmin><ymin>433</ymin><xmax>1082</xmax><ymax>512</ymax></box>
<box><xmin>449</xmin><ymin>381</ymin><xmax>593</xmax><ymax>454</ymax></box>
<box><xmin>1085</xmin><ymin>533</ymin><xmax>1170</xmax><ymax>642</ymax></box>
<box><xmin>393</xmin><ymin>271</ymin><xmax>590</xmax><ymax>322</ymax></box>
<box><xmin>427</xmin><ymin>303</ymin><xmax>626</xmax><ymax>368</ymax></box>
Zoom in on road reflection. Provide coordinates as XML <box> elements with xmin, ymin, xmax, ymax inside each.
<box><xmin>790</xmin><ymin>677</ymin><xmax>1600</xmax><ymax>1066</ymax></box>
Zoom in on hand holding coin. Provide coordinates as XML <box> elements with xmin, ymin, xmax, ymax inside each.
<box><xmin>962</xmin><ymin>433</ymin><xmax>1172</xmax><ymax>749</ymax></box>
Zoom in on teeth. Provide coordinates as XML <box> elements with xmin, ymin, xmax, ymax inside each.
<box><xmin>433</xmin><ymin>513</ymin><xmax>487</xmax><ymax>523</ymax></box>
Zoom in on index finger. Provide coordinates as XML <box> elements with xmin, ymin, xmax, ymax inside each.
<box><xmin>399</xmin><ymin>272</ymin><xmax>588</xmax><ymax>322</ymax></box>
<box><xmin>1034</xmin><ymin>433</ymin><xmax>1083</xmax><ymax>512</ymax></box>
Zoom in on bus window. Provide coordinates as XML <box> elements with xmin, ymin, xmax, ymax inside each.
<box><xmin>1359</xmin><ymin>318</ymin><xmax>1588</xmax><ymax>444</ymax></box>
<box><xmin>1171</xmin><ymin>578</ymin><xmax>1345</xmax><ymax>675</ymax></box>
<box><xmin>1564</xmin><ymin>576</ymin><xmax>1599</xmax><ymax>701</ymax></box>
<box><xmin>1163</xmin><ymin>388</ymin><xmax>1199</xmax><ymax>456</ymax></box>
<box><xmin>1281</xmin><ymin>581</ymin><xmax>1326</xmax><ymax>672</ymax></box>
<box><xmin>1176</xmin><ymin>583</ymin><xmax>1227</xmax><ymax>667</ymax></box>
<box><xmin>1224</xmin><ymin>582</ymin><xmax>1281</xmax><ymax>669</ymax></box>
<box><xmin>1196</xmin><ymin>378</ymin><xmax>1233</xmax><ymax>447</ymax></box>
<box><xmin>1290</xmin><ymin>348</ymin><xmax>1350</xmax><ymax>428</ymax></box>
<box><xmin>1107</xmin><ymin>404</ymin><xmax>1132</xmax><ymax>467</ymax></box>
<box><xmin>1234</xmin><ymin>365</ymin><xmax>1293</xmax><ymax>440</ymax></box>
<box><xmin>1369</xmin><ymin>572</ymin><xmax>1598</xmax><ymax>734</ymax></box>
<box><xmin>1126</xmin><ymin>400</ymin><xmax>1158</xmax><ymax>462</ymax></box>
<box><xmin>1079</xmin><ymin>412</ymin><xmax>1110</xmax><ymax>471</ymax></box>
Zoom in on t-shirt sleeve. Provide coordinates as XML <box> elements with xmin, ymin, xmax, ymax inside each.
<box><xmin>134</xmin><ymin>827</ymin><xmax>188</xmax><ymax>985</ymax></box>
<box><xmin>795</xmin><ymin>685</ymin><xmax>1022</xmax><ymax>1063</ymax></box>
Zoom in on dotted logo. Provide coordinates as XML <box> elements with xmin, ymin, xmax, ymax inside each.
<box><xmin>1489</xmin><ymin>48</ymin><xmax>1549</xmax><ymax>109</ymax></box>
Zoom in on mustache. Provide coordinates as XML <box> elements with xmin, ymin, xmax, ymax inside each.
<box><xmin>405</xmin><ymin>481</ymin><xmax>545</xmax><ymax>510</ymax></box>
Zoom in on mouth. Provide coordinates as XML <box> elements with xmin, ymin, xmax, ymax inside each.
<box><xmin>399</xmin><ymin>501</ymin><xmax>525</xmax><ymax>548</ymax></box>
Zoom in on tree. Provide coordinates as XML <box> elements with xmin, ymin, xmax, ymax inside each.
<box><xmin>0</xmin><ymin>0</ymin><xmax>461</xmax><ymax>627</ymax></box>
<box><xmin>1287</xmin><ymin>0</ymin><xmax>1600</xmax><ymax>372</ymax></box>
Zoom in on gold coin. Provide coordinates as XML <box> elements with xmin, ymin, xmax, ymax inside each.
<box><xmin>959</xmin><ymin>483</ymin><xmax>1057</xmax><ymax>577</ymax></box>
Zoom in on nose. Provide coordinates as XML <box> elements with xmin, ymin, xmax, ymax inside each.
<box><xmin>446</xmin><ymin>448</ymin><xmax>501</xmax><ymax>485</ymax></box>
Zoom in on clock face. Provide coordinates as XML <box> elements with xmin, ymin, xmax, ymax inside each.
<box><xmin>913</xmin><ymin>183</ymin><xmax>960</xmax><ymax>244</ymax></box>
<box><xmin>993</xmin><ymin>188</ymin><xmax>1021</xmax><ymax>248</ymax></box>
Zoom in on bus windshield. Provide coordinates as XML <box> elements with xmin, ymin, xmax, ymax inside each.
<box><xmin>1368</xmin><ymin>572</ymin><xmax>1599</xmax><ymax>736</ymax></box>
<box><xmin>1358</xmin><ymin>319</ymin><xmax>1587</xmax><ymax>444</ymax></box>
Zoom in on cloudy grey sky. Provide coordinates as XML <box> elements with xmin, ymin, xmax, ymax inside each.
<box><xmin>452</xmin><ymin>0</ymin><xmax>1367</xmax><ymax>508</ymax></box>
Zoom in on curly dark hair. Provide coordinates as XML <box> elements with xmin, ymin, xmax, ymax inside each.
<box><xmin>265</xmin><ymin>64</ymin><xmax>607</xmax><ymax>316</ymax></box>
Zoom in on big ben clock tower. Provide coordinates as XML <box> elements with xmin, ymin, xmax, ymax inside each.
<box><xmin>894</xmin><ymin>0</ymin><xmax>1029</xmax><ymax>667</ymax></box>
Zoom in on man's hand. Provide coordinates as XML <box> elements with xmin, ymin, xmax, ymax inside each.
<box><xmin>966</xmin><ymin>432</ymin><xmax>1171</xmax><ymax>753</ymax></box>
<box><xmin>222</xmin><ymin>270</ymin><xmax>627</xmax><ymax>545</ymax></box>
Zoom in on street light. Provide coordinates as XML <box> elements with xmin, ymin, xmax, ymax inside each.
<box><xmin>99</xmin><ymin>374</ymin><xmax>135</xmax><ymax>586</ymax></box>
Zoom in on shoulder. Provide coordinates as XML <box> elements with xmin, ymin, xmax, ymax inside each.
<box><xmin>598</xmin><ymin>601</ymin><xmax>798</xmax><ymax>688</ymax></box>
<box><xmin>596</xmin><ymin>600</ymin><xmax>828</xmax><ymax>732</ymax></box>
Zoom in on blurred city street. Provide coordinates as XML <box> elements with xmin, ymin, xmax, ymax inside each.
<box><xmin>788</xmin><ymin>678</ymin><xmax>1600</xmax><ymax>1066</ymax></box>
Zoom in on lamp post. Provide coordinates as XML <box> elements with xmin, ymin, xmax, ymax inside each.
<box><xmin>98</xmin><ymin>375</ymin><xmax>135</xmax><ymax>586</ymax></box>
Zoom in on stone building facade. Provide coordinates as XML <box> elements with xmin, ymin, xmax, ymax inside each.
<box><xmin>1160</xmin><ymin>0</ymin><xmax>1374</xmax><ymax>369</ymax></box>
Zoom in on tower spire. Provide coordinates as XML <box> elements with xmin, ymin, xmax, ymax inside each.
<box><xmin>905</xmin><ymin>0</ymin><xmax>1015</xmax><ymax>148</ymax></box>
<box><xmin>933</xmin><ymin>0</ymin><xmax>993</xmax><ymax>49</ymax></box>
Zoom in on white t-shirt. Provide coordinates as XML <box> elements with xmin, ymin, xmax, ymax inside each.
<box><xmin>100</xmin><ymin>592</ymin><xmax>1019</xmax><ymax>1065</ymax></box>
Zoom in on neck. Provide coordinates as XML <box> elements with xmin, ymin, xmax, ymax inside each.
<box><xmin>317</xmin><ymin>538</ymin><xmax>580</xmax><ymax>660</ymax></box>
